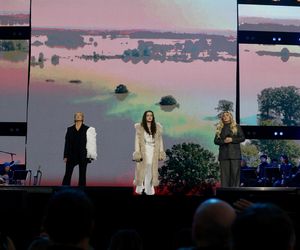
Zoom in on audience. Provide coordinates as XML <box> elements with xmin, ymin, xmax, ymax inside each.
<box><xmin>27</xmin><ymin>235</ymin><xmax>50</xmax><ymax>250</ymax></box>
<box><xmin>179</xmin><ymin>198</ymin><xmax>236</xmax><ymax>250</ymax></box>
<box><xmin>0</xmin><ymin>233</ymin><xmax>16</xmax><ymax>250</ymax></box>
<box><xmin>232</xmin><ymin>202</ymin><xmax>296</xmax><ymax>250</ymax></box>
<box><xmin>107</xmin><ymin>229</ymin><xmax>143</xmax><ymax>250</ymax></box>
<box><xmin>42</xmin><ymin>188</ymin><xmax>95</xmax><ymax>250</ymax></box>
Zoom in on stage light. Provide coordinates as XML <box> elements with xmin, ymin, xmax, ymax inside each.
<box><xmin>274</xmin><ymin>132</ymin><xmax>278</xmax><ymax>136</ymax></box>
<box><xmin>278</xmin><ymin>37</ymin><xmax>281</xmax><ymax>41</ymax></box>
<box><xmin>272</xmin><ymin>37</ymin><xmax>276</xmax><ymax>41</ymax></box>
<box><xmin>280</xmin><ymin>132</ymin><xmax>283</xmax><ymax>136</ymax></box>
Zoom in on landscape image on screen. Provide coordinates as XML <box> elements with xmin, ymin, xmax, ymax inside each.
<box><xmin>0</xmin><ymin>39</ymin><xmax>29</xmax><ymax>122</ymax></box>
<box><xmin>240</xmin><ymin>44</ymin><xmax>300</xmax><ymax>126</ymax></box>
<box><xmin>26</xmin><ymin>0</ymin><xmax>237</xmax><ymax>186</ymax></box>
<box><xmin>0</xmin><ymin>0</ymin><xmax>30</xmax><ymax>26</ymax></box>
<box><xmin>239</xmin><ymin>4</ymin><xmax>300</xmax><ymax>32</ymax></box>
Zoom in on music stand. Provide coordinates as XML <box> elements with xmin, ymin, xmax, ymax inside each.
<box><xmin>265</xmin><ymin>167</ymin><xmax>281</xmax><ymax>182</ymax></box>
<box><xmin>12</xmin><ymin>170</ymin><xmax>28</xmax><ymax>185</ymax></box>
<box><xmin>241</xmin><ymin>168</ymin><xmax>257</xmax><ymax>187</ymax></box>
<box><xmin>241</xmin><ymin>168</ymin><xmax>257</xmax><ymax>179</ymax></box>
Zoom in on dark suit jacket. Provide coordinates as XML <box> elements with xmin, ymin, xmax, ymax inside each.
<box><xmin>214</xmin><ymin>124</ymin><xmax>245</xmax><ymax>161</ymax></box>
<box><xmin>63</xmin><ymin>124</ymin><xmax>89</xmax><ymax>164</ymax></box>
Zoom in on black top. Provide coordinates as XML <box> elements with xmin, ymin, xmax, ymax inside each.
<box><xmin>214</xmin><ymin>123</ymin><xmax>245</xmax><ymax>161</ymax></box>
<box><xmin>63</xmin><ymin>124</ymin><xmax>89</xmax><ymax>164</ymax></box>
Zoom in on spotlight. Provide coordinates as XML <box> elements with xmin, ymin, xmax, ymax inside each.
<box><xmin>272</xmin><ymin>37</ymin><xmax>276</xmax><ymax>41</ymax></box>
<box><xmin>278</xmin><ymin>37</ymin><xmax>281</xmax><ymax>41</ymax></box>
<box><xmin>274</xmin><ymin>132</ymin><xmax>278</xmax><ymax>136</ymax></box>
<box><xmin>279</xmin><ymin>132</ymin><xmax>283</xmax><ymax>136</ymax></box>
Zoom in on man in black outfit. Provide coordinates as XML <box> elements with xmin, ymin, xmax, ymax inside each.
<box><xmin>62</xmin><ymin>112</ymin><xmax>97</xmax><ymax>186</ymax></box>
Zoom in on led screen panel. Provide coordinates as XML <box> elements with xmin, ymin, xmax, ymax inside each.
<box><xmin>0</xmin><ymin>39</ymin><xmax>29</xmax><ymax>122</ymax></box>
<box><xmin>239</xmin><ymin>4</ymin><xmax>300</xmax><ymax>32</ymax></box>
<box><xmin>27</xmin><ymin>0</ymin><xmax>237</xmax><ymax>186</ymax></box>
<box><xmin>240</xmin><ymin>44</ymin><xmax>300</xmax><ymax>126</ymax></box>
<box><xmin>0</xmin><ymin>0</ymin><xmax>30</xmax><ymax>26</ymax></box>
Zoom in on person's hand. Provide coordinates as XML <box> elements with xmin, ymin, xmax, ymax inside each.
<box><xmin>233</xmin><ymin>198</ymin><xmax>253</xmax><ymax>213</ymax></box>
<box><xmin>224</xmin><ymin>137</ymin><xmax>233</xmax><ymax>143</ymax></box>
<box><xmin>64</xmin><ymin>158</ymin><xmax>67</xmax><ymax>163</ymax></box>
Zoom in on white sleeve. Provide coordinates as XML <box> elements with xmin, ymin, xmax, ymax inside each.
<box><xmin>86</xmin><ymin>127</ymin><xmax>97</xmax><ymax>160</ymax></box>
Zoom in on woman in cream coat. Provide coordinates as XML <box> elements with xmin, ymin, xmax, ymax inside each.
<box><xmin>133</xmin><ymin>110</ymin><xmax>166</xmax><ymax>195</ymax></box>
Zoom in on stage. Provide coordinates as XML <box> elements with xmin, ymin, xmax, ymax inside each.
<box><xmin>1</xmin><ymin>186</ymin><xmax>300</xmax><ymax>250</ymax></box>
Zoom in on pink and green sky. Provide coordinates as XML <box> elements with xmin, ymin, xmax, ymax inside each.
<box><xmin>0</xmin><ymin>0</ymin><xmax>30</xmax><ymax>13</ymax></box>
<box><xmin>31</xmin><ymin>0</ymin><xmax>236</xmax><ymax>32</ymax></box>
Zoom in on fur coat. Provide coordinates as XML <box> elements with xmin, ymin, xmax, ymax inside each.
<box><xmin>133</xmin><ymin>122</ymin><xmax>166</xmax><ymax>187</ymax></box>
<box><xmin>86</xmin><ymin>127</ymin><xmax>97</xmax><ymax>160</ymax></box>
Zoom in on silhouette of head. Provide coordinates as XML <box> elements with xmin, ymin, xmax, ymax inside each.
<box><xmin>192</xmin><ymin>198</ymin><xmax>236</xmax><ymax>248</ymax></box>
<box><xmin>232</xmin><ymin>203</ymin><xmax>295</xmax><ymax>250</ymax></box>
<box><xmin>43</xmin><ymin>189</ymin><xmax>94</xmax><ymax>247</ymax></box>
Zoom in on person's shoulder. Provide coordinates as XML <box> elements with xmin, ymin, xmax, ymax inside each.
<box><xmin>134</xmin><ymin>123</ymin><xmax>141</xmax><ymax>129</ymax></box>
<box><xmin>237</xmin><ymin>124</ymin><xmax>243</xmax><ymax>129</ymax></box>
<box><xmin>82</xmin><ymin>124</ymin><xmax>89</xmax><ymax>129</ymax></box>
<box><xmin>67</xmin><ymin>125</ymin><xmax>75</xmax><ymax>130</ymax></box>
<box><xmin>156</xmin><ymin>122</ymin><xmax>163</xmax><ymax>129</ymax></box>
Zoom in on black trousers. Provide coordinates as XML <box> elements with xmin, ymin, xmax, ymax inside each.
<box><xmin>220</xmin><ymin>159</ymin><xmax>240</xmax><ymax>187</ymax></box>
<box><xmin>62</xmin><ymin>160</ymin><xmax>87</xmax><ymax>186</ymax></box>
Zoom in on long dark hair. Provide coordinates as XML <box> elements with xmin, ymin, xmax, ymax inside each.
<box><xmin>141</xmin><ymin>110</ymin><xmax>157</xmax><ymax>136</ymax></box>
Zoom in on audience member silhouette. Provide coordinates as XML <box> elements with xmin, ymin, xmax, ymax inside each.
<box><xmin>180</xmin><ymin>198</ymin><xmax>236</xmax><ymax>250</ymax></box>
<box><xmin>0</xmin><ymin>233</ymin><xmax>16</xmax><ymax>250</ymax></box>
<box><xmin>232</xmin><ymin>202</ymin><xmax>296</xmax><ymax>250</ymax></box>
<box><xmin>27</xmin><ymin>235</ymin><xmax>50</xmax><ymax>250</ymax></box>
<box><xmin>173</xmin><ymin>228</ymin><xmax>193</xmax><ymax>250</ymax></box>
<box><xmin>42</xmin><ymin>189</ymin><xmax>95</xmax><ymax>250</ymax></box>
<box><xmin>107</xmin><ymin>229</ymin><xmax>143</xmax><ymax>250</ymax></box>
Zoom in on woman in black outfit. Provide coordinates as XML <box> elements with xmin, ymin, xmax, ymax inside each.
<box><xmin>214</xmin><ymin>111</ymin><xmax>245</xmax><ymax>187</ymax></box>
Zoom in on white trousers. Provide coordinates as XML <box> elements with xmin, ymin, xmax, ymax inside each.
<box><xmin>136</xmin><ymin>145</ymin><xmax>155</xmax><ymax>195</ymax></box>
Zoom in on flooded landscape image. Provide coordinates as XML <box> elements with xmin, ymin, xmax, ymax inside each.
<box><xmin>24</xmin><ymin>0</ymin><xmax>237</xmax><ymax>185</ymax></box>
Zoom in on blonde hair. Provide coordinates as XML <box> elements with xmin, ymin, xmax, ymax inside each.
<box><xmin>215</xmin><ymin>111</ymin><xmax>238</xmax><ymax>138</ymax></box>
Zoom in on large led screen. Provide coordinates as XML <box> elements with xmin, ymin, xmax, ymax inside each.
<box><xmin>240</xmin><ymin>44</ymin><xmax>300</xmax><ymax>126</ymax></box>
<box><xmin>27</xmin><ymin>0</ymin><xmax>237</xmax><ymax>186</ymax></box>
<box><xmin>239</xmin><ymin>4</ymin><xmax>300</xmax><ymax>32</ymax></box>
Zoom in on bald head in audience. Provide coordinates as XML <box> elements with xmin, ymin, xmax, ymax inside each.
<box><xmin>192</xmin><ymin>198</ymin><xmax>236</xmax><ymax>249</ymax></box>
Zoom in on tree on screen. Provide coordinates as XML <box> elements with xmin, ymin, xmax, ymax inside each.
<box><xmin>241</xmin><ymin>141</ymin><xmax>260</xmax><ymax>168</ymax></box>
<box><xmin>258</xmin><ymin>86</ymin><xmax>300</xmax><ymax>126</ymax></box>
<box><xmin>158</xmin><ymin>143</ymin><xmax>219</xmax><ymax>194</ymax></box>
<box><xmin>215</xmin><ymin>99</ymin><xmax>234</xmax><ymax>118</ymax></box>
